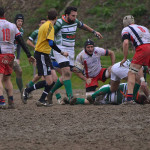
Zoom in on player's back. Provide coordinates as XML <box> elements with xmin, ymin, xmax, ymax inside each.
<box><xmin>0</xmin><ymin>19</ymin><xmax>20</xmax><ymax>54</ymax></box>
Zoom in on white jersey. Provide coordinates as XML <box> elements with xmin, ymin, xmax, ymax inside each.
<box><xmin>121</xmin><ymin>24</ymin><xmax>150</xmax><ymax>48</ymax></box>
<box><xmin>0</xmin><ymin>18</ymin><xmax>20</xmax><ymax>54</ymax></box>
<box><xmin>76</xmin><ymin>47</ymin><xmax>107</xmax><ymax>77</ymax></box>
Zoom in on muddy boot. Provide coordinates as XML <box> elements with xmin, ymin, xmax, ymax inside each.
<box><xmin>63</xmin><ymin>97</ymin><xmax>69</xmax><ymax>104</ymax></box>
<box><xmin>57</xmin><ymin>98</ymin><xmax>65</xmax><ymax>105</ymax></box>
<box><xmin>86</xmin><ymin>95</ymin><xmax>94</xmax><ymax>104</ymax></box>
<box><xmin>69</xmin><ymin>96</ymin><xmax>77</xmax><ymax>105</ymax></box>
<box><xmin>36</xmin><ymin>99</ymin><xmax>52</xmax><ymax>107</ymax></box>
<box><xmin>8</xmin><ymin>98</ymin><xmax>15</xmax><ymax>109</ymax></box>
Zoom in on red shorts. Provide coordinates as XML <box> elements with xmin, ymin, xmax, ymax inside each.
<box><xmin>0</xmin><ymin>54</ymin><xmax>15</xmax><ymax>75</ymax></box>
<box><xmin>86</xmin><ymin>68</ymin><xmax>107</xmax><ymax>88</ymax></box>
<box><xmin>132</xmin><ymin>44</ymin><xmax>150</xmax><ymax>67</ymax></box>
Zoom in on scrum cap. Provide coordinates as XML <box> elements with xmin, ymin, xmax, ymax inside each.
<box><xmin>14</xmin><ymin>14</ymin><xmax>24</xmax><ymax>23</ymax></box>
<box><xmin>84</xmin><ymin>39</ymin><xmax>94</xmax><ymax>49</ymax></box>
<box><xmin>123</xmin><ymin>15</ymin><xmax>134</xmax><ymax>27</ymax></box>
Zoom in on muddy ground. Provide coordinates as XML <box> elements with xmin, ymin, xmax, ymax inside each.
<box><xmin>0</xmin><ymin>89</ymin><xmax>150</xmax><ymax>150</ymax></box>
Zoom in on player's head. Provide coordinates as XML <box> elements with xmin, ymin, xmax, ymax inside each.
<box><xmin>0</xmin><ymin>7</ymin><xmax>5</xmax><ymax>17</ymax></box>
<box><xmin>123</xmin><ymin>15</ymin><xmax>135</xmax><ymax>27</ymax></box>
<box><xmin>39</xmin><ymin>18</ymin><xmax>46</xmax><ymax>27</ymax></box>
<box><xmin>47</xmin><ymin>8</ymin><xmax>58</xmax><ymax>23</ymax></box>
<box><xmin>136</xmin><ymin>94</ymin><xmax>147</xmax><ymax>104</ymax></box>
<box><xmin>15</xmin><ymin>14</ymin><xmax>24</xmax><ymax>28</ymax></box>
<box><xmin>84</xmin><ymin>39</ymin><xmax>95</xmax><ymax>56</ymax></box>
<box><xmin>65</xmin><ymin>6</ymin><xmax>77</xmax><ymax>24</ymax></box>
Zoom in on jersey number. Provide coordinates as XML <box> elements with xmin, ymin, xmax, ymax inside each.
<box><xmin>138</xmin><ymin>26</ymin><xmax>145</xmax><ymax>32</ymax></box>
<box><xmin>2</xmin><ymin>28</ymin><xmax>10</xmax><ymax>41</ymax></box>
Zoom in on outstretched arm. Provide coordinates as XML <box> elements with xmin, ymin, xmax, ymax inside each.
<box><xmin>81</xmin><ymin>24</ymin><xmax>103</xmax><ymax>39</ymax></box>
<box><xmin>26</xmin><ymin>39</ymin><xmax>35</xmax><ymax>49</ymax></box>
<box><xmin>15</xmin><ymin>35</ymin><xmax>36</xmax><ymax>64</ymax></box>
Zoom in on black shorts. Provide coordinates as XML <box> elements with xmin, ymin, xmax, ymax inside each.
<box><xmin>34</xmin><ymin>51</ymin><xmax>51</xmax><ymax>76</ymax></box>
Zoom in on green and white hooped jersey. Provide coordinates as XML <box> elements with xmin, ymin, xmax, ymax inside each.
<box><xmin>28</xmin><ymin>29</ymin><xmax>38</xmax><ymax>44</ymax></box>
<box><xmin>100</xmin><ymin>83</ymin><xmax>139</xmax><ymax>104</ymax></box>
<box><xmin>54</xmin><ymin>15</ymin><xmax>83</xmax><ymax>51</ymax></box>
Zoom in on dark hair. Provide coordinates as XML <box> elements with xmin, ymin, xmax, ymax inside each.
<box><xmin>0</xmin><ymin>7</ymin><xmax>4</xmax><ymax>17</ymax></box>
<box><xmin>14</xmin><ymin>14</ymin><xmax>24</xmax><ymax>23</ymax></box>
<box><xmin>65</xmin><ymin>6</ymin><xmax>77</xmax><ymax>15</ymax></box>
<box><xmin>136</xmin><ymin>94</ymin><xmax>147</xmax><ymax>104</ymax></box>
<box><xmin>39</xmin><ymin>18</ymin><xmax>47</xmax><ymax>22</ymax></box>
<box><xmin>47</xmin><ymin>8</ymin><xmax>58</xmax><ymax>20</ymax></box>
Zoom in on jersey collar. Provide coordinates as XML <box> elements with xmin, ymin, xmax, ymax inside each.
<box><xmin>62</xmin><ymin>15</ymin><xmax>69</xmax><ymax>23</ymax></box>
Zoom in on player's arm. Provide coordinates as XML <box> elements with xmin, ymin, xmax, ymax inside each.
<box><xmin>26</xmin><ymin>39</ymin><xmax>35</xmax><ymax>49</ymax></box>
<box><xmin>106</xmin><ymin>50</ymin><xmax>115</xmax><ymax>65</ymax></box>
<box><xmin>80</xmin><ymin>23</ymin><xmax>103</xmax><ymax>39</ymax></box>
<box><xmin>48</xmin><ymin>39</ymin><xmax>68</xmax><ymax>57</ymax></box>
<box><xmin>15</xmin><ymin>35</ymin><xmax>36</xmax><ymax>64</ymax></box>
<box><xmin>120</xmin><ymin>31</ymin><xmax>130</xmax><ymax>66</ymax></box>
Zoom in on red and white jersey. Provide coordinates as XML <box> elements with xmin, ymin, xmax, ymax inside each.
<box><xmin>76</xmin><ymin>47</ymin><xmax>107</xmax><ymax>77</ymax></box>
<box><xmin>121</xmin><ymin>24</ymin><xmax>150</xmax><ymax>48</ymax></box>
<box><xmin>0</xmin><ymin>18</ymin><xmax>20</xmax><ymax>54</ymax></box>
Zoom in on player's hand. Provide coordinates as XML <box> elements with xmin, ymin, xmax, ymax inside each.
<box><xmin>61</xmin><ymin>51</ymin><xmax>68</xmax><ymax>57</ymax></box>
<box><xmin>120</xmin><ymin>58</ymin><xmax>127</xmax><ymax>67</ymax></box>
<box><xmin>86</xmin><ymin>78</ymin><xmax>92</xmax><ymax>85</ymax></box>
<box><xmin>28</xmin><ymin>56</ymin><xmax>36</xmax><ymax>66</ymax></box>
<box><xmin>140</xmin><ymin>81</ymin><xmax>147</xmax><ymax>90</ymax></box>
<box><xmin>93</xmin><ymin>30</ymin><xmax>103</xmax><ymax>39</ymax></box>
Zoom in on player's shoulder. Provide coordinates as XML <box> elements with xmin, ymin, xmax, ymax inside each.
<box><xmin>78</xmin><ymin>49</ymin><xmax>85</xmax><ymax>56</ymax></box>
<box><xmin>56</xmin><ymin>18</ymin><xmax>63</xmax><ymax>24</ymax></box>
<box><xmin>94</xmin><ymin>47</ymin><xmax>105</xmax><ymax>51</ymax></box>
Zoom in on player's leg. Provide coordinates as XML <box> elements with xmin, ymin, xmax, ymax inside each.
<box><xmin>3</xmin><ymin>75</ymin><xmax>14</xmax><ymax>108</ymax></box>
<box><xmin>127</xmin><ymin>63</ymin><xmax>141</xmax><ymax>103</ymax></box>
<box><xmin>0</xmin><ymin>74</ymin><xmax>6</xmax><ymax>108</ymax></box>
<box><xmin>13</xmin><ymin>60</ymin><xmax>23</xmax><ymax>95</ymax></box>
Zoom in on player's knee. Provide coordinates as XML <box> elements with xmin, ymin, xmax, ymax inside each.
<box><xmin>64</xmin><ymin>71</ymin><xmax>71</xmax><ymax>78</ymax></box>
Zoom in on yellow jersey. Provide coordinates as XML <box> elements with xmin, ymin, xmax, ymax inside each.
<box><xmin>35</xmin><ymin>20</ymin><xmax>54</xmax><ymax>54</ymax></box>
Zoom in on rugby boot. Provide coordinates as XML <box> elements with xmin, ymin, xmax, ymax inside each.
<box><xmin>8</xmin><ymin>98</ymin><xmax>15</xmax><ymax>109</ymax></box>
<box><xmin>0</xmin><ymin>99</ymin><xmax>6</xmax><ymax>109</ymax></box>
<box><xmin>69</xmin><ymin>96</ymin><xmax>77</xmax><ymax>105</ymax></box>
<box><xmin>36</xmin><ymin>99</ymin><xmax>52</xmax><ymax>107</ymax></box>
<box><xmin>22</xmin><ymin>88</ymin><xmax>29</xmax><ymax>104</ymax></box>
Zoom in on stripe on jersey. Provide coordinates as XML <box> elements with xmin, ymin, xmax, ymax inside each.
<box><xmin>128</xmin><ymin>26</ymin><xmax>143</xmax><ymax>45</ymax></box>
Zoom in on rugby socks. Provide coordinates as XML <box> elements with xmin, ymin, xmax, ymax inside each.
<box><xmin>51</xmin><ymin>79</ymin><xmax>63</xmax><ymax>94</ymax></box>
<box><xmin>75</xmin><ymin>98</ymin><xmax>85</xmax><ymax>104</ymax></box>
<box><xmin>26</xmin><ymin>80</ymin><xmax>46</xmax><ymax>93</ymax></box>
<box><xmin>8</xmin><ymin>96</ymin><xmax>14</xmax><ymax>103</ymax></box>
<box><xmin>28</xmin><ymin>81</ymin><xmax>34</xmax><ymax>87</ymax></box>
<box><xmin>63</xmin><ymin>80</ymin><xmax>73</xmax><ymax>101</ymax></box>
<box><xmin>133</xmin><ymin>83</ymin><xmax>140</xmax><ymax>100</ymax></box>
<box><xmin>39</xmin><ymin>82</ymin><xmax>55</xmax><ymax>101</ymax></box>
<box><xmin>127</xmin><ymin>94</ymin><xmax>133</xmax><ymax>101</ymax></box>
<box><xmin>16</xmin><ymin>77</ymin><xmax>23</xmax><ymax>92</ymax></box>
<box><xmin>0</xmin><ymin>96</ymin><xmax>5</xmax><ymax>105</ymax></box>
<box><xmin>56</xmin><ymin>93</ymin><xmax>61</xmax><ymax>100</ymax></box>
<box><xmin>92</xmin><ymin>86</ymin><xmax>111</xmax><ymax>100</ymax></box>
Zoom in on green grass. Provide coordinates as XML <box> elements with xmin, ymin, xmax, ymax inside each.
<box><xmin>11</xmin><ymin>49</ymin><xmax>150</xmax><ymax>90</ymax></box>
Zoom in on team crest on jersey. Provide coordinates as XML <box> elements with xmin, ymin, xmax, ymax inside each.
<box><xmin>94</xmin><ymin>51</ymin><xmax>98</xmax><ymax>54</ymax></box>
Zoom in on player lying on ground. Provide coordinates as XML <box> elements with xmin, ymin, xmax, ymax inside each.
<box><xmin>69</xmin><ymin>83</ymin><xmax>150</xmax><ymax>105</ymax></box>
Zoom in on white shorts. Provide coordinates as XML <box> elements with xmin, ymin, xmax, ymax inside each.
<box><xmin>53</xmin><ymin>45</ymin><xmax>75</xmax><ymax>66</ymax></box>
<box><xmin>111</xmin><ymin>62</ymin><xmax>129</xmax><ymax>81</ymax></box>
